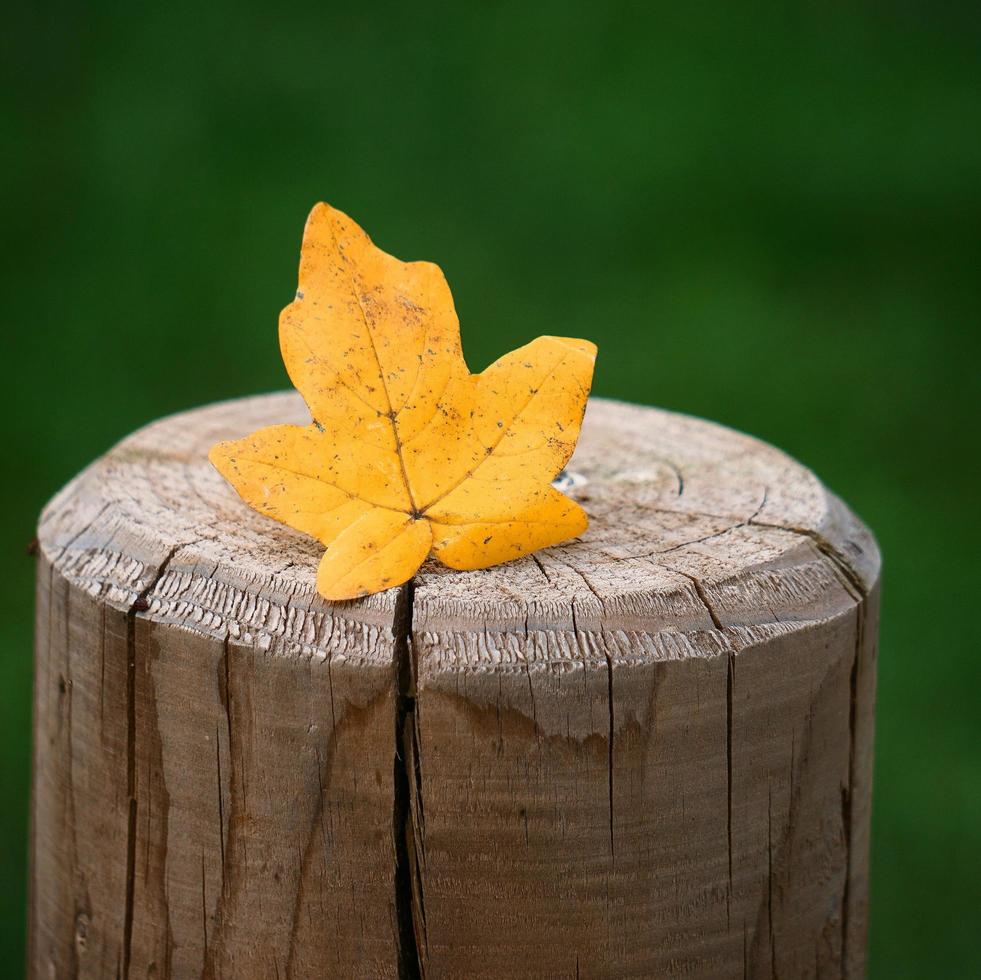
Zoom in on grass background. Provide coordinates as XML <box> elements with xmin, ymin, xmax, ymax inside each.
<box><xmin>3</xmin><ymin>2</ymin><xmax>979</xmax><ymax>975</ymax></box>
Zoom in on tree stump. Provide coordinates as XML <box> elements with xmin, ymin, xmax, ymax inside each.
<box><xmin>31</xmin><ymin>394</ymin><xmax>880</xmax><ymax>979</ymax></box>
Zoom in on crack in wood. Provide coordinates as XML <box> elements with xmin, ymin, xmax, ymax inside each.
<box><xmin>669</xmin><ymin>568</ymin><xmax>724</xmax><ymax>631</ymax></box>
<box><xmin>841</xmin><ymin>599</ymin><xmax>865</xmax><ymax>974</ymax></box>
<box><xmin>750</xmin><ymin>520</ymin><xmax>867</xmax><ymax>603</ymax></box>
<box><xmin>393</xmin><ymin>579</ymin><xmax>424</xmax><ymax>979</ymax></box>
<box><xmin>122</xmin><ymin>543</ymin><xmax>183</xmax><ymax>980</ymax></box>
<box><xmin>604</xmin><ymin>651</ymin><xmax>616</xmax><ymax>866</ymax></box>
<box><xmin>726</xmin><ymin>651</ymin><xmax>735</xmax><ymax>930</ymax></box>
<box><xmin>749</xmin><ymin>518</ymin><xmax>871</xmax><ymax>975</ymax></box>
<box><xmin>408</xmin><ymin>709</ymin><xmax>430</xmax><ymax>958</ymax></box>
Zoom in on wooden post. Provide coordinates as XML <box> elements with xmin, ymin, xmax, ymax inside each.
<box><xmin>31</xmin><ymin>395</ymin><xmax>879</xmax><ymax>979</ymax></box>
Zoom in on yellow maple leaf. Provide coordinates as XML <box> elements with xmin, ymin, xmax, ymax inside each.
<box><xmin>209</xmin><ymin>203</ymin><xmax>596</xmax><ymax>600</ymax></box>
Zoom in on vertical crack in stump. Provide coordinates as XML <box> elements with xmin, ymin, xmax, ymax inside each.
<box><xmin>841</xmin><ymin>598</ymin><xmax>865</xmax><ymax>974</ymax></box>
<box><xmin>393</xmin><ymin>579</ymin><xmax>424</xmax><ymax>979</ymax></box>
<box><xmin>122</xmin><ymin>545</ymin><xmax>181</xmax><ymax>980</ymax></box>
<box><xmin>726</xmin><ymin>651</ymin><xmax>735</xmax><ymax>930</ymax></box>
<box><xmin>603</xmin><ymin>651</ymin><xmax>616</xmax><ymax>865</ymax></box>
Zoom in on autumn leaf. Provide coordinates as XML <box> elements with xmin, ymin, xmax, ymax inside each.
<box><xmin>209</xmin><ymin>203</ymin><xmax>596</xmax><ymax>600</ymax></box>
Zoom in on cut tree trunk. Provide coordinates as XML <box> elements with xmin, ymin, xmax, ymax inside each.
<box><xmin>30</xmin><ymin>395</ymin><xmax>880</xmax><ymax>979</ymax></box>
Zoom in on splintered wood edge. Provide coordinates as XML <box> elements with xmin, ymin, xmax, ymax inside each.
<box><xmin>37</xmin><ymin>393</ymin><xmax>880</xmax><ymax>665</ymax></box>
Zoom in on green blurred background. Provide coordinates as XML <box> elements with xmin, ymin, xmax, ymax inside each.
<box><xmin>3</xmin><ymin>2</ymin><xmax>979</xmax><ymax>976</ymax></box>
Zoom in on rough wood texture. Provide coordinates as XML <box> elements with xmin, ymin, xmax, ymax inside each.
<box><xmin>31</xmin><ymin>394</ymin><xmax>879</xmax><ymax>979</ymax></box>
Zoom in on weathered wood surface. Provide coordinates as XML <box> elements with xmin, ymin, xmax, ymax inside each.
<box><xmin>31</xmin><ymin>394</ymin><xmax>879</xmax><ymax>979</ymax></box>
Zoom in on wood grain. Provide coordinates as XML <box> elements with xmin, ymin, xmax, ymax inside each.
<box><xmin>31</xmin><ymin>394</ymin><xmax>879</xmax><ymax>979</ymax></box>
